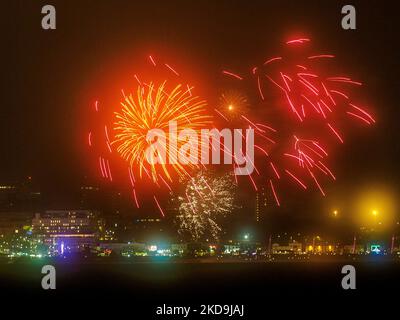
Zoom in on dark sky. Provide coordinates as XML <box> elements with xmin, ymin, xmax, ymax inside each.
<box><xmin>2</xmin><ymin>0</ymin><xmax>399</xmax><ymax>226</ymax></box>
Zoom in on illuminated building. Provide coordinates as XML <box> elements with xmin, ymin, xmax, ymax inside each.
<box><xmin>32</xmin><ymin>210</ymin><xmax>101</xmax><ymax>254</ymax></box>
<box><xmin>342</xmin><ymin>244</ymin><xmax>365</xmax><ymax>254</ymax></box>
<box><xmin>271</xmin><ymin>241</ymin><xmax>303</xmax><ymax>254</ymax></box>
<box><xmin>223</xmin><ymin>244</ymin><xmax>240</xmax><ymax>254</ymax></box>
<box><xmin>306</xmin><ymin>243</ymin><xmax>337</xmax><ymax>254</ymax></box>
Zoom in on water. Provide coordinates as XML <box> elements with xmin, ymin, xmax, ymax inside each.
<box><xmin>0</xmin><ymin>257</ymin><xmax>398</xmax><ymax>317</ymax></box>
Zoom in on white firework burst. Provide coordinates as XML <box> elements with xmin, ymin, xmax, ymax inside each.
<box><xmin>176</xmin><ymin>171</ymin><xmax>236</xmax><ymax>241</ymax></box>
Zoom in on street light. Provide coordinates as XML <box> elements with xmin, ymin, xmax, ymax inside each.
<box><xmin>354</xmin><ymin>188</ymin><xmax>396</xmax><ymax>230</ymax></box>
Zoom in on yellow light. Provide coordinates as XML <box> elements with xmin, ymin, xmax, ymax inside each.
<box><xmin>333</xmin><ymin>210</ymin><xmax>338</xmax><ymax>217</ymax></box>
<box><xmin>353</xmin><ymin>187</ymin><xmax>397</xmax><ymax>229</ymax></box>
<box><xmin>228</xmin><ymin>104</ymin><xmax>233</xmax><ymax>111</ymax></box>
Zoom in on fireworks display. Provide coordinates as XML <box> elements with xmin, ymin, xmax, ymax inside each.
<box><xmin>87</xmin><ymin>55</ymin><xmax>213</xmax><ymax>215</ymax></box>
<box><xmin>259</xmin><ymin>47</ymin><xmax>375</xmax><ymax>130</ymax></box>
<box><xmin>216</xmin><ymin>90</ymin><xmax>250</xmax><ymax>121</ymax></box>
<box><xmin>113</xmin><ymin>81</ymin><xmax>211</xmax><ymax>183</ymax></box>
<box><xmin>218</xmin><ymin>37</ymin><xmax>375</xmax><ymax>205</ymax></box>
<box><xmin>175</xmin><ymin>171</ymin><xmax>236</xmax><ymax>241</ymax></box>
<box><xmin>86</xmin><ymin>36</ymin><xmax>376</xmax><ymax>220</ymax></box>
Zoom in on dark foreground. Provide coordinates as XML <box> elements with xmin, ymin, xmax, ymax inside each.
<box><xmin>0</xmin><ymin>257</ymin><xmax>398</xmax><ymax>318</ymax></box>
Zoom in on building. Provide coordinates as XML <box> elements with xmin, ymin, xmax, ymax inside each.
<box><xmin>32</xmin><ymin>210</ymin><xmax>101</xmax><ymax>254</ymax></box>
<box><xmin>342</xmin><ymin>244</ymin><xmax>365</xmax><ymax>254</ymax></box>
<box><xmin>305</xmin><ymin>244</ymin><xmax>337</xmax><ymax>253</ymax></box>
<box><xmin>223</xmin><ymin>244</ymin><xmax>240</xmax><ymax>254</ymax></box>
<box><xmin>272</xmin><ymin>241</ymin><xmax>303</xmax><ymax>254</ymax></box>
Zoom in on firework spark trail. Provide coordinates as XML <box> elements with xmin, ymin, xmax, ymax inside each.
<box><xmin>165</xmin><ymin>63</ymin><xmax>180</xmax><ymax>76</ymax></box>
<box><xmin>149</xmin><ymin>55</ymin><xmax>156</xmax><ymax>66</ymax></box>
<box><xmin>99</xmin><ymin>157</ymin><xmax>105</xmax><ymax>177</ymax></box>
<box><xmin>308</xmin><ymin>54</ymin><xmax>335</xmax><ymax>59</ymax></box>
<box><xmin>106</xmin><ymin>159</ymin><xmax>113</xmax><ymax>182</ymax></box>
<box><xmin>270</xmin><ymin>162</ymin><xmax>280</xmax><ymax>179</ymax></box>
<box><xmin>214</xmin><ymin>108</ymin><xmax>229</xmax><ymax>122</ymax></box>
<box><xmin>128</xmin><ymin>167</ymin><xmax>135</xmax><ymax>187</ymax></box>
<box><xmin>286</xmin><ymin>38</ymin><xmax>310</xmax><ymax>45</ymax></box>
<box><xmin>186</xmin><ymin>84</ymin><xmax>193</xmax><ymax>96</ymax></box>
<box><xmin>327</xmin><ymin>123</ymin><xmax>344</xmax><ymax>143</ymax></box>
<box><xmin>269</xmin><ymin>179</ymin><xmax>280</xmax><ymax>206</ymax></box>
<box><xmin>132</xmin><ymin>189</ymin><xmax>140</xmax><ymax>208</ymax></box>
<box><xmin>134</xmin><ymin>74</ymin><xmax>141</xmax><ymax>85</ymax></box>
<box><xmin>101</xmin><ymin>158</ymin><xmax>107</xmax><ymax>179</ymax></box>
<box><xmin>349</xmin><ymin>103</ymin><xmax>376</xmax><ymax>123</ymax></box>
<box><xmin>264</xmin><ymin>57</ymin><xmax>282</xmax><ymax>65</ymax></box>
<box><xmin>104</xmin><ymin>125</ymin><xmax>110</xmax><ymax>143</ymax></box>
<box><xmin>153</xmin><ymin>195</ymin><xmax>165</xmax><ymax>217</ymax></box>
<box><xmin>98</xmin><ymin>157</ymin><xmax>111</xmax><ymax>180</ymax></box>
<box><xmin>222</xmin><ymin>70</ymin><xmax>243</xmax><ymax>80</ymax></box>
<box><xmin>285</xmin><ymin>169</ymin><xmax>307</xmax><ymax>189</ymax></box>
<box><xmin>248</xmin><ymin>173</ymin><xmax>258</xmax><ymax>191</ymax></box>
<box><xmin>257</xmin><ymin>76</ymin><xmax>265</xmax><ymax>100</ymax></box>
<box><xmin>158</xmin><ymin>174</ymin><xmax>172</xmax><ymax>191</ymax></box>
<box><xmin>106</xmin><ymin>141</ymin><xmax>112</xmax><ymax>153</ymax></box>
<box><xmin>347</xmin><ymin>112</ymin><xmax>371</xmax><ymax>124</ymax></box>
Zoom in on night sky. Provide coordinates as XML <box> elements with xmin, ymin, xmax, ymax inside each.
<box><xmin>2</xmin><ymin>0</ymin><xmax>399</xmax><ymax>229</ymax></box>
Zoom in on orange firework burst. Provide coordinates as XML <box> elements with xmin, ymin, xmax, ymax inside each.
<box><xmin>113</xmin><ymin>81</ymin><xmax>212</xmax><ymax>183</ymax></box>
<box><xmin>217</xmin><ymin>90</ymin><xmax>250</xmax><ymax>121</ymax></box>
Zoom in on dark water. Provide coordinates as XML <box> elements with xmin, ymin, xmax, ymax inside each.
<box><xmin>0</xmin><ymin>258</ymin><xmax>398</xmax><ymax>318</ymax></box>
